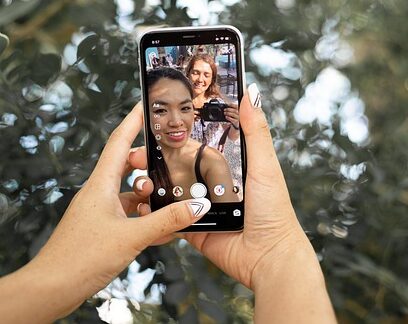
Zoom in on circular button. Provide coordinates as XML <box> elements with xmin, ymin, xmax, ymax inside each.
<box><xmin>214</xmin><ymin>184</ymin><xmax>225</xmax><ymax>196</ymax></box>
<box><xmin>172</xmin><ymin>186</ymin><xmax>184</xmax><ymax>198</ymax></box>
<box><xmin>190</xmin><ymin>183</ymin><xmax>207</xmax><ymax>199</ymax></box>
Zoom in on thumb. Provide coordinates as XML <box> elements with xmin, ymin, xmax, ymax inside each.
<box><xmin>240</xmin><ymin>84</ymin><xmax>282</xmax><ymax>181</ymax></box>
<box><xmin>129</xmin><ymin>198</ymin><xmax>211</xmax><ymax>249</ymax></box>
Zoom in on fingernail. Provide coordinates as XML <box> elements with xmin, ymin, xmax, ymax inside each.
<box><xmin>248</xmin><ymin>83</ymin><xmax>262</xmax><ymax>108</ymax></box>
<box><xmin>188</xmin><ymin>198</ymin><xmax>211</xmax><ymax>218</ymax></box>
<box><xmin>137</xmin><ymin>202</ymin><xmax>143</xmax><ymax>214</ymax></box>
<box><xmin>128</xmin><ymin>147</ymin><xmax>139</xmax><ymax>158</ymax></box>
<box><xmin>136</xmin><ymin>179</ymin><xmax>147</xmax><ymax>191</ymax></box>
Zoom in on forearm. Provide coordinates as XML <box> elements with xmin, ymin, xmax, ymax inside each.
<box><xmin>252</xmin><ymin>235</ymin><xmax>337</xmax><ymax>323</ymax></box>
<box><xmin>0</xmin><ymin>259</ymin><xmax>84</xmax><ymax>323</ymax></box>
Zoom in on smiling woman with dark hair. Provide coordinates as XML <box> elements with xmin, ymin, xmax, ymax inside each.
<box><xmin>146</xmin><ymin>67</ymin><xmax>239</xmax><ymax>207</ymax></box>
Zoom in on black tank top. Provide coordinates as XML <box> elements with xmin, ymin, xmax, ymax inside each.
<box><xmin>194</xmin><ymin>144</ymin><xmax>211</xmax><ymax>199</ymax></box>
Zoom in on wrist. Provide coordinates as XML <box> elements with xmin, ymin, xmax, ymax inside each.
<box><xmin>251</xmin><ymin>233</ymin><xmax>336</xmax><ymax>323</ymax></box>
<box><xmin>25</xmin><ymin>256</ymin><xmax>89</xmax><ymax>321</ymax></box>
<box><xmin>251</xmin><ymin>230</ymin><xmax>325</xmax><ymax>293</ymax></box>
<box><xmin>0</xmin><ymin>259</ymin><xmax>84</xmax><ymax>323</ymax></box>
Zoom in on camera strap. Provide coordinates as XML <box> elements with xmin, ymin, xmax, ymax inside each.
<box><xmin>200</xmin><ymin>117</ymin><xmax>207</xmax><ymax>145</ymax></box>
<box><xmin>217</xmin><ymin>125</ymin><xmax>231</xmax><ymax>153</ymax></box>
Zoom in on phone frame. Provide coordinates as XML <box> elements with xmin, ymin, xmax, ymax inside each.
<box><xmin>138</xmin><ymin>25</ymin><xmax>246</xmax><ymax>232</ymax></box>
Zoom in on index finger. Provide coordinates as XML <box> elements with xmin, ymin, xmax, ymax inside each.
<box><xmin>90</xmin><ymin>102</ymin><xmax>144</xmax><ymax>192</ymax></box>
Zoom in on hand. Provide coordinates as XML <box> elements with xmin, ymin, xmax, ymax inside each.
<box><xmin>182</xmin><ymin>88</ymin><xmax>335</xmax><ymax>322</ymax></box>
<box><xmin>224</xmin><ymin>104</ymin><xmax>240</xmax><ymax>129</ymax></box>
<box><xmin>182</xmin><ymin>93</ymin><xmax>309</xmax><ymax>289</ymax></box>
<box><xmin>128</xmin><ymin>89</ymin><xmax>335</xmax><ymax>323</ymax></box>
<box><xmin>0</xmin><ymin>103</ymin><xmax>211</xmax><ymax>324</ymax></box>
<box><xmin>194</xmin><ymin>108</ymin><xmax>201</xmax><ymax>121</ymax></box>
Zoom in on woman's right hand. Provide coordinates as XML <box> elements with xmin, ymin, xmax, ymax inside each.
<box><xmin>183</xmin><ymin>90</ymin><xmax>307</xmax><ymax>288</ymax></box>
<box><xmin>182</xmin><ymin>85</ymin><xmax>336</xmax><ymax>322</ymax></box>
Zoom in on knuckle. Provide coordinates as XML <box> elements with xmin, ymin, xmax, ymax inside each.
<box><xmin>109</xmin><ymin>127</ymin><xmax>132</xmax><ymax>147</ymax></box>
<box><xmin>255</xmin><ymin>110</ymin><xmax>270</xmax><ymax>131</ymax></box>
<box><xmin>167</xmin><ymin>203</ymin><xmax>187</xmax><ymax>227</ymax></box>
<box><xmin>108</xmin><ymin>127</ymin><xmax>122</xmax><ymax>142</ymax></box>
<box><xmin>246</xmin><ymin>108</ymin><xmax>270</xmax><ymax>137</ymax></box>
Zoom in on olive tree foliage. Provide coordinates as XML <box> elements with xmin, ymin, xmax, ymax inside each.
<box><xmin>0</xmin><ymin>0</ymin><xmax>407</xmax><ymax>323</ymax></box>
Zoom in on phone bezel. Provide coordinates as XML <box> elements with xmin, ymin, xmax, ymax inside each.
<box><xmin>138</xmin><ymin>25</ymin><xmax>246</xmax><ymax>232</ymax></box>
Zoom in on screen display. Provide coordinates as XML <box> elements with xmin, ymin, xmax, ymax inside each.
<box><xmin>140</xmin><ymin>28</ymin><xmax>245</xmax><ymax>230</ymax></box>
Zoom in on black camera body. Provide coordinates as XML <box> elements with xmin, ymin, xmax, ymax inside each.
<box><xmin>200</xmin><ymin>98</ymin><xmax>228</xmax><ymax>122</ymax></box>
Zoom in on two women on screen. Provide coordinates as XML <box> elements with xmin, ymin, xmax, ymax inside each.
<box><xmin>146</xmin><ymin>68</ymin><xmax>238</xmax><ymax>205</ymax></box>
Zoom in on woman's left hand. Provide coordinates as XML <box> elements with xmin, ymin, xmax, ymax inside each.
<box><xmin>0</xmin><ymin>103</ymin><xmax>210</xmax><ymax>324</ymax></box>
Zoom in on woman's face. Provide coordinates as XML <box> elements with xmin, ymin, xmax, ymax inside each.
<box><xmin>149</xmin><ymin>78</ymin><xmax>194</xmax><ymax>149</ymax></box>
<box><xmin>189</xmin><ymin>60</ymin><xmax>213</xmax><ymax>97</ymax></box>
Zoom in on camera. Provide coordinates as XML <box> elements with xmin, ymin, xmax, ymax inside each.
<box><xmin>200</xmin><ymin>98</ymin><xmax>228</xmax><ymax>122</ymax></box>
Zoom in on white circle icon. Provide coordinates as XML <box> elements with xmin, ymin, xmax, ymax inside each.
<box><xmin>172</xmin><ymin>186</ymin><xmax>184</xmax><ymax>198</ymax></box>
<box><xmin>214</xmin><ymin>184</ymin><xmax>225</xmax><ymax>196</ymax></box>
<box><xmin>157</xmin><ymin>188</ymin><xmax>166</xmax><ymax>196</ymax></box>
<box><xmin>190</xmin><ymin>183</ymin><xmax>207</xmax><ymax>199</ymax></box>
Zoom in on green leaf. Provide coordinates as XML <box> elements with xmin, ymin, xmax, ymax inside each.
<box><xmin>0</xmin><ymin>0</ymin><xmax>41</xmax><ymax>27</ymax></box>
<box><xmin>0</xmin><ymin>33</ymin><xmax>9</xmax><ymax>56</ymax></box>
<box><xmin>76</xmin><ymin>34</ymin><xmax>99</xmax><ymax>62</ymax></box>
<box><xmin>0</xmin><ymin>50</ymin><xmax>22</xmax><ymax>70</ymax></box>
<box><xmin>5</xmin><ymin>63</ymin><xmax>29</xmax><ymax>85</ymax></box>
<box><xmin>163</xmin><ymin>281</ymin><xmax>190</xmax><ymax>305</ymax></box>
<box><xmin>31</xmin><ymin>53</ymin><xmax>62</xmax><ymax>85</ymax></box>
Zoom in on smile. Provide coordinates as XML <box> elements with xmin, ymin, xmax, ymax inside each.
<box><xmin>167</xmin><ymin>131</ymin><xmax>185</xmax><ymax>136</ymax></box>
<box><xmin>165</xmin><ymin>130</ymin><xmax>187</xmax><ymax>142</ymax></box>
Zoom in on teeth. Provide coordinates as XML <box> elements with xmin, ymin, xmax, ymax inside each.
<box><xmin>168</xmin><ymin>132</ymin><xmax>184</xmax><ymax>136</ymax></box>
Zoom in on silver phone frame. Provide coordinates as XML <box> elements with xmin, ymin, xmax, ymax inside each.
<box><xmin>137</xmin><ymin>25</ymin><xmax>246</xmax><ymax>233</ymax></box>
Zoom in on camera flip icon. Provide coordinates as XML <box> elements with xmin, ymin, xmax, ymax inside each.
<box><xmin>233</xmin><ymin>209</ymin><xmax>241</xmax><ymax>217</ymax></box>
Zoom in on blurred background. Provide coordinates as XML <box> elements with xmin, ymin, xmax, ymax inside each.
<box><xmin>0</xmin><ymin>0</ymin><xmax>407</xmax><ymax>323</ymax></box>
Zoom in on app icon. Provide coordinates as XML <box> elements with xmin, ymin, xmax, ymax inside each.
<box><xmin>233</xmin><ymin>209</ymin><xmax>241</xmax><ymax>217</ymax></box>
<box><xmin>156</xmin><ymin>145</ymin><xmax>162</xmax><ymax>151</ymax></box>
<box><xmin>153</xmin><ymin>103</ymin><xmax>160</xmax><ymax>108</ymax></box>
<box><xmin>214</xmin><ymin>184</ymin><xmax>225</xmax><ymax>196</ymax></box>
<box><xmin>158</xmin><ymin>188</ymin><xmax>166</xmax><ymax>196</ymax></box>
<box><xmin>153</xmin><ymin>113</ymin><xmax>160</xmax><ymax>119</ymax></box>
<box><xmin>172</xmin><ymin>186</ymin><xmax>184</xmax><ymax>198</ymax></box>
<box><xmin>233</xmin><ymin>186</ymin><xmax>239</xmax><ymax>194</ymax></box>
<box><xmin>155</xmin><ymin>134</ymin><xmax>161</xmax><ymax>141</ymax></box>
<box><xmin>190</xmin><ymin>183</ymin><xmax>207</xmax><ymax>199</ymax></box>
<box><xmin>154</xmin><ymin>124</ymin><xmax>161</xmax><ymax>130</ymax></box>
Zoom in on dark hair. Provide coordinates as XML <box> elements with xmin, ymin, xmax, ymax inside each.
<box><xmin>147</xmin><ymin>67</ymin><xmax>193</xmax><ymax>98</ymax></box>
<box><xmin>146</xmin><ymin>68</ymin><xmax>193</xmax><ymax>206</ymax></box>
<box><xmin>185</xmin><ymin>53</ymin><xmax>222</xmax><ymax>99</ymax></box>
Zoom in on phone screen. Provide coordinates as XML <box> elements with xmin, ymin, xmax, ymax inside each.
<box><xmin>139</xmin><ymin>26</ymin><xmax>245</xmax><ymax>231</ymax></box>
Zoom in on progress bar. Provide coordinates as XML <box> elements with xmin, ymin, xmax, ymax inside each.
<box><xmin>192</xmin><ymin>223</ymin><xmax>217</xmax><ymax>226</ymax></box>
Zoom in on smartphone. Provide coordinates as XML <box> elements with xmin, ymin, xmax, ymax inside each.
<box><xmin>138</xmin><ymin>25</ymin><xmax>246</xmax><ymax>232</ymax></box>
